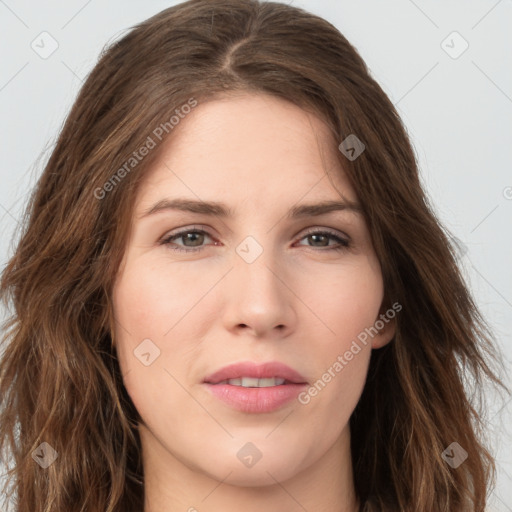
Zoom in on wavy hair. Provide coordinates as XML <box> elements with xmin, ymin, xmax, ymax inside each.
<box><xmin>0</xmin><ymin>0</ymin><xmax>509</xmax><ymax>510</ymax></box>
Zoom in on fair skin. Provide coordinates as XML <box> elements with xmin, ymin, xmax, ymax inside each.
<box><xmin>112</xmin><ymin>92</ymin><xmax>395</xmax><ymax>512</ymax></box>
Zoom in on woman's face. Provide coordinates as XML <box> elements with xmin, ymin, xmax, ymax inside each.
<box><xmin>112</xmin><ymin>92</ymin><xmax>395</xmax><ymax>487</ymax></box>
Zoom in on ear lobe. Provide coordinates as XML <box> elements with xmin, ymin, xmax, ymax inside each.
<box><xmin>371</xmin><ymin>306</ymin><xmax>397</xmax><ymax>349</ymax></box>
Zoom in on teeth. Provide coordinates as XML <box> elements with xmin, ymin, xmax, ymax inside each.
<box><xmin>219</xmin><ymin>377</ymin><xmax>286</xmax><ymax>387</ymax></box>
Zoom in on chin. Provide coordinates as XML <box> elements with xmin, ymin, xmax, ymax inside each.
<box><xmin>197</xmin><ymin>448</ymin><xmax>305</xmax><ymax>487</ymax></box>
<box><xmin>214</xmin><ymin>464</ymin><xmax>297</xmax><ymax>488</ymax></box>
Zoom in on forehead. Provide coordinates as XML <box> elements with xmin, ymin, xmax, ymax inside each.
<box><xmin>135</xmin><ymin>92</ymin><xmax>356</xmax><ymax>212</ymax></box>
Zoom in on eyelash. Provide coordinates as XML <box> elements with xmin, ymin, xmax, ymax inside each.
<box><xmin>159</xmin><ymin>226</ymin><xmax>350</xmax><ymax>253</ymax></box>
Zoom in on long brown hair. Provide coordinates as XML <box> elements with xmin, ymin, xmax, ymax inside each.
<box><xmin>0</xmin><ymin>1</ymin><xmax>508</xmax><ymax>510</ymax></box>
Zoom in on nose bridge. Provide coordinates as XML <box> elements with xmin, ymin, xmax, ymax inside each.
<box><xmin>223</xmin><ymin>232</ymin><xmax>293</xmax><ymax>335</ymax></box>
<box><xmin>234</xmin><ymin>233</ymin><xmax>283</xmax><ymax>302</ymax></box>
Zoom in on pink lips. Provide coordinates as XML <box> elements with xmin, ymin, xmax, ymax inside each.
<box><xmin>203</xmin><ymin>361</ymin><xmax>308</xmax><ymax>413</ymax></box>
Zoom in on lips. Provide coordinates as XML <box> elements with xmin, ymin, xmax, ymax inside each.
<box><xmin>203</xmin><ymin>361</ymin><xmax>308</xmax><ymax>385</ymax></box>
<box><xmin>202</xmin><ymin>361</ymin><xmax>308</xmax><ymax>413</ymax></box>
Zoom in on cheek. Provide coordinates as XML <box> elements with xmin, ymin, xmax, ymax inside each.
<box><xmin>111</xmin><ymin>256</ymin><xmax>206</xmax><ymax>412</ymax></box>
<box><xmin>111</xmin><ymin>272</ymin><xmax>191</xmax><ymax>442</ymax></box>
<box><xmin>307</xmin><ymin>257</ymin><xmax>384</xmax><ymax>344</ymax></box>
<box><xmin>112</xmin><ymin>255</ymin><xmax>202</xmax><ymax>339</ymax></box>
<box><xmin>299</xmin><ymin>258</ymin><xmax>382</xmax><ymax>409</ymax></box>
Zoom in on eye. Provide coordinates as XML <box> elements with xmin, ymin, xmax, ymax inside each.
<box><xmin>295</xmin><ymin>228</ymin><xmax>350</xmax><ymax>252</ymax></box>
<box><xmin>159</xmin><ymin>226</ymin><xmax>351</xmax><ymax>253</ymax></box>
<box><xmin>160</xmin><ymin>226</ymin><xmax>215</xmax><ymax>253</ymax></box>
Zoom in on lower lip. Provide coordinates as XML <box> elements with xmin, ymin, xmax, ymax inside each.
<box><xmin>203</xmin><ymin>383</ymin><xmax>308</xmax><ymax>413</ymax></box>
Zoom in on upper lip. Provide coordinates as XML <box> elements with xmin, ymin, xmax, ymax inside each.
<box><xmin>203</xmin><ymin>361</ymin><xmax>308</xmax><ymax>384</ymax></box>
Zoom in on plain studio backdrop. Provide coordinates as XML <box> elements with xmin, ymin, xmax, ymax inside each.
<box><xmin>0</xmin><ymin>0</ymin><xmax>511</xmax><ymax>510</ymax></box>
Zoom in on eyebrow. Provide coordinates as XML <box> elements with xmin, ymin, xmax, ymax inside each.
<box><xmin>139</xmin><ymin>197</ymin><xmax>363</xmax><ymax>219</ymax></box>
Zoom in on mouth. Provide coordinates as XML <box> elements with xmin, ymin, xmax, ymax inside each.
<box><xmin>212</xmin><ymin>377</ymin><xmax>297</xmax><ymax>387</ymax></box>
<box><xmin>203</xmin><ymin>361</ymin><xmax>308</xmax><ymax>413</ymax></box>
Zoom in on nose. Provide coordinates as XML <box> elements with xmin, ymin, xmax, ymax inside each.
<box><xmin>222</xmin><ymin>244</ymin><xmax>296</xmax><ymax>339</ymax></box>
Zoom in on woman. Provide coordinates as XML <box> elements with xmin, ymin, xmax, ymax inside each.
<box><xmin>0</xmin><ymin>0</ymin><xmax>508</xmax><ymax>511</ymax></box>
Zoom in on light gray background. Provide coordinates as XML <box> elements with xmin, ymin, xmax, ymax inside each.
<box><xmin>0</xmin><ymin>0</ymin><xmax>511</xmax><ymax>510</ymax></box>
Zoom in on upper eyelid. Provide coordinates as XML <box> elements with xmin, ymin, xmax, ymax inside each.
<box><xmin>163</xmin><ymin>225</ymin><xmax>215</xmax><ymax>239</ymax></box>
